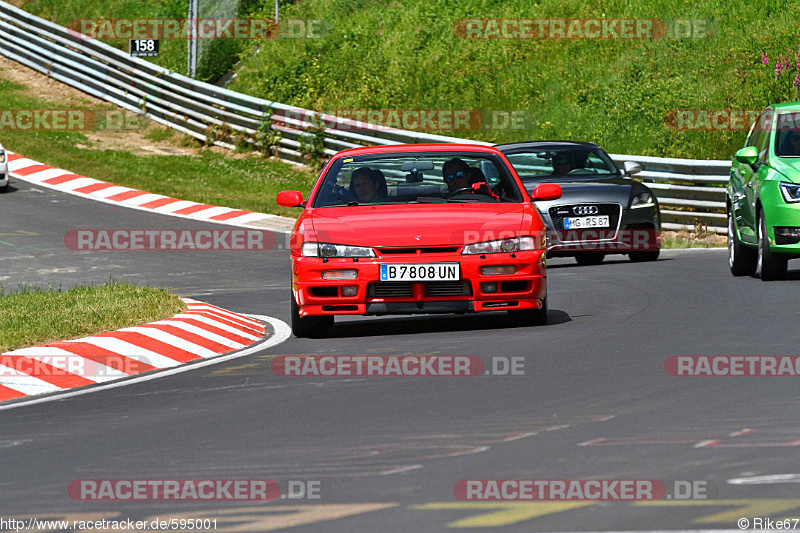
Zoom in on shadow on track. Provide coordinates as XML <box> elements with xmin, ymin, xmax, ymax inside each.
<box><xmin>547</xmin><ymin>256</ymin><xmax>673</xmax><ymax>269</ymax></box>
<box><xmin>325</xmin><ymin>309</ymin><xmax>572</xmax><ymax>338</ymax></box>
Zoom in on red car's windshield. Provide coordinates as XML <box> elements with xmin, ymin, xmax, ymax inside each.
<box><xmin>312</xmin><ymin>153</ymin><xmax>524</xmax><ymax>207</ymax></box>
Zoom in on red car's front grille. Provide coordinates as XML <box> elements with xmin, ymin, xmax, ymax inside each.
<box><xmin>376</xmin><ymin>246</ymin><xmax>460</xmax><ymax>255</ymax></box>
<box><xmin>371</xmin><ymin>283</ymin><xmax>414</xmax><ymax>298</ymax></box>
<box><xmin>369</xmin><ymin>281</ymin><xmax>472</xmax><ymax>299</ymax></box>
<box><xmin>425</xmin><ymin>281</ymin><xmax>472</xmax><ymax>297</ymax></box>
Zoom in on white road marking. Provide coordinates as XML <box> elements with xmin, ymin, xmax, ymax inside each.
<box><xmin>23</xmin><ymin>168</ymin><xmax>74</xmax><ymax>182</ymax></box>
<box><xmin>154</xmin><ymin>319</ymin><xmax>247</xmax><ymax>349</ymax></box>
<box><xmin>0</xmin><ymin>369</ymin><xmax>62</xmax><ymax>395</ymax></box>
<box><xmin>114</xmin><ymin>326</ymin><xmax>219</xmax><ymax>357</ymax></box>
<box><xmin>90</xmin><ymin>185</ymin><xmax>138</xmax><ymax>198</ymax></box>
<box><xmin>3</xmin><ymin>346</ymin><xmax>126</xmax><ymax>382</ymax></box>
<box><xmin>10</xmin><ymin>163</ymin><xmax>293</xmax><ymax>234</ymax></box>
<box><xmin>66</xmin><ymin>337</ymin><xmax>183</xmax><ymax>368</ymax></box>
<box><xmin>172</xmin><ymin>313</ymin><xmax>261</xmax><ymax>340</ymax></box>
<box><xmin>728</xmin><ymin>473</ymin><xmax>800</xmax><ymax>484</ymax></box>
<box><xmin>0</xmin><ymin>315</ymin><xmax>291</xmax><ymax>411</ymax></box>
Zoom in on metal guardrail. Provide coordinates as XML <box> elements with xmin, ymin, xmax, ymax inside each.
<box><xmin>0</xmin><ymin>1</ymin><xmax>729</xmax><ymax>233</ymax></box>
<box><xmin>609</xmin><ymin>154</ymin><xmax>729</xmax><ymax>234</ymax></box>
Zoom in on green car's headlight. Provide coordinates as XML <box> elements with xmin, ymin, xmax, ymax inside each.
<box><xmin>301</xmin><ymin>242</ymin><xmax>375</xmax><ymax>258</ymax></box>
<box><xmin>462</xmin><ymin>236</ymin><xmax>537</xmax><ymax>255</ymax></box>
<box><xmin>779</xmin><ymin>182</ymin><xmax>800</xmax><ymax>203</ymax></box>
<box><xmin>631</xmin><ymin>191</ymin><xmax>655</xmax><ymax>208</ymax></box>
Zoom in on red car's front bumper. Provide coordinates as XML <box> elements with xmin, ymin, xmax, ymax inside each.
<box><xmin>292</xmin><ymin>250</ymin><xmax>547</xmax><ymax>317</ymax></box>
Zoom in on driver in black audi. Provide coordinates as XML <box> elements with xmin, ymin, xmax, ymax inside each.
<box><xmin>552</xmin><ymin>153</ymin><xmax>582</xmax><ymax>175</ymax></box>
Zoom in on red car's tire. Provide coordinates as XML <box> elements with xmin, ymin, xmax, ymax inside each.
<box><xmin>508</xmin><ymin>296</ymin><xmax>548</xmax><ymax>326</ymax></box>
<box><xmin>291</xmin><ymin>293</ymin><xmax>333</xmax><ymax>338</ymax></box>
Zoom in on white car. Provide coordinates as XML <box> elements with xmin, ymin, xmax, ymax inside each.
<box><xmin>0</xmin><ymin>143</ymin><xmax>8</xmax><ymax>191</ymax></box>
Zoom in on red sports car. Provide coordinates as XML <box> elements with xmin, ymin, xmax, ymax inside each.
<box><xmin>277</xmin><ymin>144</ymin><xmax>562</xmax><ymax>337</ymax></box>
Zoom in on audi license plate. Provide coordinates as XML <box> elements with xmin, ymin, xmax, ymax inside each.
<box><xmin>563</xmin><ymin>215</ymin><xmax>610</xmax><ymax>229</ymax></box>
<box><xmin>380</xmin><ymin>263</ymin><xmax>460</xmax><ymax>282</ymax></box>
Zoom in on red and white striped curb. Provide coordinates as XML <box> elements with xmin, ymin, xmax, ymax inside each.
<box><xmin>0</xmin><ymin>298</ymin><xmax>266</xmax><ymax>403</ymax></box>
<box><xmin>6</xmin><ymin>152</ymin><xmax>294</xmax><ymax>231</ymax></box>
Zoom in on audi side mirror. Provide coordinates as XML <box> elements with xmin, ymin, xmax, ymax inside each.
<box><xmin>623</xmin><ymin>161</ymin><xmax>642</xmax><ymax>176</ymax></box>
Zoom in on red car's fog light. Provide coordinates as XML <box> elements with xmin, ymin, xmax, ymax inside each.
<box><xmin>321</xmin><ymin>269</ymin><xmax>358</xmax><ymax>280</ymax></box>
<box><xmin>342</xmin><ymin>286</ymin><xmax>358</xmax><ymax>296</ymax></box>
<box><xmin>481</xmin><ymin>265</ymin><xmax>517</xmax><ymax>275</ymax></box>
<box><xmin>481</xmin><ymin>282</ymin><xmax>498</xmax><ymax>293</ymax></box>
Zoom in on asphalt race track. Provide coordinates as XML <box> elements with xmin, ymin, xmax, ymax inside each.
<box><xmin>3</xmin><ymin>178</ymin><xmax>800</xmax><ymax>532</ymax></box>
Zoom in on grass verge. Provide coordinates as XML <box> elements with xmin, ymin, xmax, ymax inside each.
<box><xmin>0</xmin><ymin>281</ymin><xmax>186</xmax><ymax>352</ymax></box>
<box><xmin>0</xmin><ymin>71</ymin><xmax>316</xmax><ymax>219</ymax></box>
<box><xmin>661</xmin><ymin>230</ymin><xmax>726</xmax><ymax>249</ymax></box>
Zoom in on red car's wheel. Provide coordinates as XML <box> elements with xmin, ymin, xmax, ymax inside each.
<box><xmin>508</xmin><ymin>296</ymin><xmax>548</xmax><ymax>326</ymax></box>
<box><xmin>291</xmin><ymin>293</ymin><xmax>333</xmax><ymax>338</ymax></box>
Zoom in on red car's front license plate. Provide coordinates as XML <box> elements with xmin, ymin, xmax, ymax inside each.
<box><xmin>379</xmin><ymin>263</ymin><xmax>460</xmax><ymax>282</ymax></box>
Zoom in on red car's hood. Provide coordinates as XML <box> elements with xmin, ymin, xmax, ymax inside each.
<box><xmin>308</xmin><ymin>204</ymin><xmax>529</xmax><ymax>247</ymax></box>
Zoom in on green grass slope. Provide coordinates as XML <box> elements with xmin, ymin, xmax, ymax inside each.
<box><xmin>18</xmin><ymin>0</ymin><xmax>800</xmax><ymax>158</ymax></box>
<box><xmin>227</xmin><ymin>0</ymin><xmax>800</xmax><ymax>158</ymax></box>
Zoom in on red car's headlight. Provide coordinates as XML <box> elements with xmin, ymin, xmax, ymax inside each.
<box><xmin>302</xmin><ymin>242</ymin><xmax>376</xmax><ymax>258</ymax></box>
<box><xmin>462</xmin><ymin>236</ymin><xmax>539</xmax><ymax>255</ymax></box>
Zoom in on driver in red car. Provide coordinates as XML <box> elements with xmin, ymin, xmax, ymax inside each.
<box><xmin>442</xmin><ymin>158</ymin><xmax>473</xmax><ymax>193</ymax></box>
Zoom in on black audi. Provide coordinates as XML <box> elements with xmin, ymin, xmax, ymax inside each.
<box><xmin>496</xmin><ymin>141</ymin><xmax>661</xmax><ymax>265</ymax></box>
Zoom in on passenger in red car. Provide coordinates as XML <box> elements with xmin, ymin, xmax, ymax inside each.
<box><xmin>349</xmin><ymin>167</ymin><xmax>387</xmax><ymax>202</ymax></box>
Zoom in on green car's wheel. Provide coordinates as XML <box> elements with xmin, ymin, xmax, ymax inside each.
<box><xmin>756</xmin><ymin>208</ymin><xmax>787</xmax><ymax>281</ymax></box>
<box><xmin>291</xmin><ymin>293</ymin><xmax>333</xmax><ymax>338</ymax></box>
<box><xmin>574</xmin><ymin>252</ymin><xmax>605</xmax><ymax>266</ymax></box>
<box><xmin>728</xmin><ymin>209</ymin><xmax>757</xmax><ymax>276</ymax></box>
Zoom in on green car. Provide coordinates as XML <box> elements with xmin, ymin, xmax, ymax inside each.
<box><xmin>728</xmin><ymin>102</ymin><xmax>800</xmax><ymax>280</ymax></box>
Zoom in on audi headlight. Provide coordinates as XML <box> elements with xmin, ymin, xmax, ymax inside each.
<box><xmin>301</xmin><ymin>242</ymin><xmax>375</xmax><ymax>258</ymax></box>
<box><xmin>779</xmin><ymin>182</ymin><xmax>800</xmax><ymax>203</ymax></box>
<box><xmin>0</xmin><ymin>151</ymin><xmax>5</xmax><ymax>164</ymax></box>
<box><xmin>631</xmin><ymin>191</ymin><xmax>655</xmax><ymax>208</ymax></box>
<box><xmin>462</xmin><ymin>236</ymin><xmax>537</xmax><ymax>255</ymax></box>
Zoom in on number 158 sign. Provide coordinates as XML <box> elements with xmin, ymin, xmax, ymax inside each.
<box><xmin>129</xmin><ymin>39</ymin><xmax>159</xmax><ymax>57</ymax></box>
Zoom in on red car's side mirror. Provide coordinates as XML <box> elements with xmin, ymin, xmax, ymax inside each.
<box><xmin>277</xmin><ymin>190</ymin><xmax>304</xmax><ymax>207</ymax></box>
<box><xmin>530</xmin><ymin>183</ymin><xmax>562</xmax><ymax>202</ymax></box>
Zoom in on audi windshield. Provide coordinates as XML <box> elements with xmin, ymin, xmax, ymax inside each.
<box><xmin>504</xmin><ymin>147</ymin><xmax>620</xmax><ymax>180</ymax></box>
